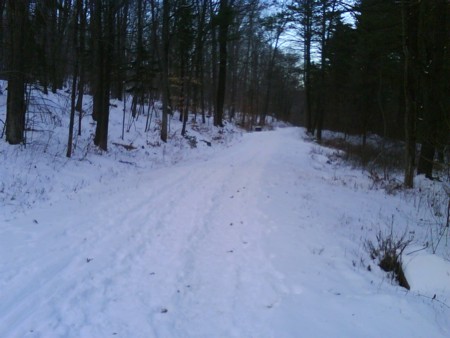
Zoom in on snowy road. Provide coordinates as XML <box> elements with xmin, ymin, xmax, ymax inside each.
<box><xmin>1</xmin><ymin>128</ymin><xmax>449</xmax><ymax>337</ymax></box>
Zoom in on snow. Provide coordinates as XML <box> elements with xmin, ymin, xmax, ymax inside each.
<box><xmin>1</xmin><ymin>86</ymin><xmax>450</xmax><ymax>337</ymax></box>
<box><xmin>404</xmin><ymin>251</ymin><xmax>450</xmax><ymax>296</ymax></box>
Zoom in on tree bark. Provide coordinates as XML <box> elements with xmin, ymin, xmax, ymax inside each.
<box><xmin>160</xmin><ymin>0</ymin><xmax>170</xmax><ymax>142</ymax></box>
<box><xmin>76</xmin><ymin>1</ymin><xmax>87</xmax><ymax>136</ymax></box>
<box><xmin>215</xmin><ymin>0</ymin><xmax>232</xmax><ymax>127</ymax></box>
<box><xmin>0</xmin><ymin>0</ymin><xmax>6</xmax><ymax>73</ymax></box>
<box><xmin>67</xmin><ymin>0</ymin><xmax>81</xmax><ymax>158</ymax></box>
<box><xmin>5</xmin><ymin>0</ymin><xmax>28</xmax><ymax>145</ymax></box>
<box><xmin>92</xmin><ymin>0</ymin><xmax>115</xmax><ymax>151</ymax></box>
<box><xmin>402</xmin><ymin>0</ymin><xmax>419</xmax><ymax>188</ymax></box>
<box><xmin>416</xmin><ymin>0</ymin><xmax>447</xmax><ymax>179</ymax></box>
<box><xmin>304</xmin><ymin>0</ymin><xmax>313</xmax><ymax>134</ymax></box>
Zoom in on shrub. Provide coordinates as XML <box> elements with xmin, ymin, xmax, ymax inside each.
<box><xmin>365</xmin><ymin>226</ymin><xmax>413</xmax><ymax>290</ymax></box>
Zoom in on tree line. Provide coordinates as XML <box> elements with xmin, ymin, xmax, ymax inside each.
<box><xmin>0</xmin><ymin>0</ymin><xmax>302</xmax><ymax>149</ymax></box>
<box><xmin>288</xmin><ymin>0</ymin><xmax>449</xmax><ymax>186</ymax></box>
<box><xmin>1</xmin><ymin>0</ymin><xmax>449</xmax><ymax>187</ymax></box>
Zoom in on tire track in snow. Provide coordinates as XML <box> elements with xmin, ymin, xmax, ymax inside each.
<box><xmin>1</xmin><ymin>128</ymin><xmax>308</xmax><ymax>337</ymax></box>
<box><xmin>160</xmin><ymin>131</ymin><xmax>294</xmax><ymax>338</ymax></box>
<box><xmin>0</xmin><ymin>165</ymin><xmax>192</xmax><ymax>336</ymax></box>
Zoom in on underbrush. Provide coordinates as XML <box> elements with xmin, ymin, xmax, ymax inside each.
<box><xmin>320</xmin><ymin>136</ymin><xmax>404</xmax><ymax>180</ymax></box>
<box><xmin>319</xmin><ymin>133</ymin><xmax>449</xmax><ymax>191</ymax></box>
<box><xmin>313</xmin><ymin>131</ymin><xmax>450</xmax><ymax>289</ymax></box>
<box><xmin>0</xmin><ymin>86</ymin><xmax>243</xmax><ymax>212</ymax></box>
<box><xmin>365</xmin><ymin>224</ymin><xmax>413</xmax><ymax>290</ymax></box>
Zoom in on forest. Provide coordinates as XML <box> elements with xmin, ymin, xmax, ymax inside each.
<box><xmin>0</xmin><ymin>0</ymin><xmax>449</xmax><ymax>187</ymax></box>
<box><xmin>1</xmin><ymin>2</ymin><xmax>450</xmax><ymax>335</ymax></box>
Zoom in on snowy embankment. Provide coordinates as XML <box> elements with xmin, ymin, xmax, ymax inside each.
<box><xmin>1</xmin><ymin>88</ymin><xmax>450</xmax><ymax>337</ymax></box>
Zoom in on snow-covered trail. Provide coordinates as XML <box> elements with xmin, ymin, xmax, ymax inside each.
<box><xmin>1</xmin><ymin>128</ymin><xmax>448</xmax><ymax>337</ymax></box>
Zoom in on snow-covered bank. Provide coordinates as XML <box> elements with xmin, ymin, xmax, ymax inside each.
<box><xmin>0</xmin><ymin>87</ymin><xmax>241</xmax><ymax>214</ymax></box>
<box><xmin>1</xmin><ymin>88</ymin><xmax>450</xmax><ymax>337</ymax></box>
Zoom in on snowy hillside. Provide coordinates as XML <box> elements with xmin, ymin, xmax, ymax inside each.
<box><xmin>1</xmin><ymin>87</ymin><xmax>450</xmax><ymax>337</ymax></box>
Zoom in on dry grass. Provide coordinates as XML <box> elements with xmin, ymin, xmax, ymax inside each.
<box><xmin>319</xmin><ymin>136</ymin><xmax>406</xmax><ymax>182</ymax></box>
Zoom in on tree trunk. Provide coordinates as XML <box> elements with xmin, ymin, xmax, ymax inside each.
<box><xmin>92</xmin><ymin>0</ymin><xmax>114</xmax><ymax>151</ymax></box>
<box><xmin>215</xmin><ymin>0</ymin><xmax>232</xmax><ymax>127</ymax></box>
<box><xmin>209</xmin><ymin>0</ymin><xmax>218</xmax><ymax>119</ymax></box>
<box><xmin>5</xmin><ymin>0</ymin><xmax>27</xmax><ymax>145</ymax></box>
<box><xmin>417</xmin><ymin>142</ymin><xmax>434</xmax><ymax>179</ymax></box>
<box><xmin>315</xmin><ymin>0</ymin><xmax>331</xmax><ymax>142</ymax></box>
<box><xmin>304</xmin><ymin>0</ymin><xmax>313</xmax><ymax>134</ymax></box>
<box><xmin>111</xmin><ymin>2</ymin><xmax>128</xmax><ymax>100</ymax></box>
<box><xmin>193</xmin><ymin>0</ymin><xmax>207</xmax><ymax>123</ymax></box>
<box><xmin>402</xmin><ymin>0</ymin><xmax>419</xmax><ymax>188</ymax></box>
<box><xmin>160</xmin><ymin>0</ymin><xmax>170</xmax><ymax>142</ymax></box>
<box><xmin>416</xmin><ymin>0</ymin><xmax>447</xmax><ymax>180</ymax></box>
<box><xmin>132</xmin><ymin>0</ymin><xmax>144</xmax><ymax>118</ymax></box>
<box><xmin>76</xmin><ymin>1</ymin><xmax>87</xmax><ymax>136</ymax></box>
<box><xmin>0</xmin><ymin>0</ymin><xmax>6</xmax><ymax>73</ymax></box>
<box><xmin>67</xmin><ymin>0</ymin><xmax>81</xmax><ymax>158</ymax></box>
<box><xmin>49</xmin><ymin>0</ymin><xmax>58</xmax><ymax>93</ymax></box>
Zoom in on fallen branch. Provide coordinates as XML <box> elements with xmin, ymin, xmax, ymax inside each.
<box><xmin>112</xmin><ymin>142</ymin><xmax>137</xmax><ymax>151</ymax></box>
